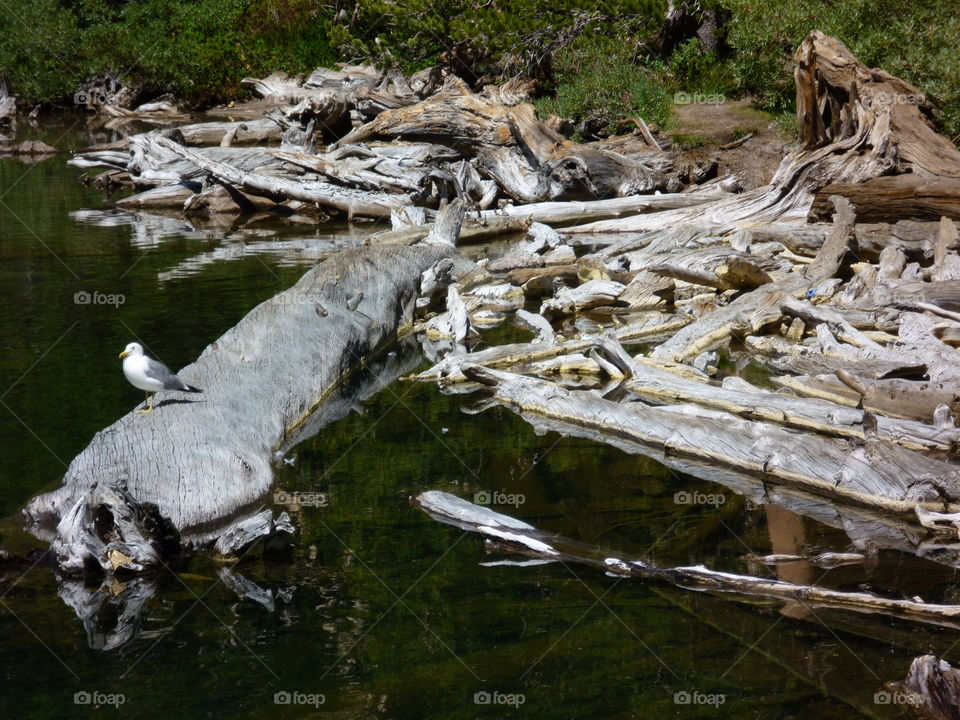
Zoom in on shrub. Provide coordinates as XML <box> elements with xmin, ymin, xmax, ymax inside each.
<box><xmin>533</xmin><ymin>32</ymin><xmax>673</xmax><ymax>137</ymax></box>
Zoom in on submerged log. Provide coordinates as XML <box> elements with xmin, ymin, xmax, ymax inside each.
<box><xmin>23</xmin><ymin>245</ymin><xmax>450</xmax><ymax>573</ymax></box>
<box><xmin>414</xmin><ymin>490</ymin><xmax>960</xmax><ymax>628</ymax></box>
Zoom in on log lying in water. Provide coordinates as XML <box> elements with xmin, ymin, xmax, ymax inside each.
<box><xmin>151</xmin><ymin>135</ymin><xmax>409</xmax><ymax>219</ymax></box>
<box><xmin>454</xmin><ymin>364</ymin><xmax>960</xmax><ymax>516</ymax></box>
<box><xmin>22</xmin><ymin>245</ymin><xmax>451</xmax><ymax>574</ymax></box>
<box><xmin>413</xmin><ymin>490</ymin><xmax>960</xmax><ymax>628</ymax></box>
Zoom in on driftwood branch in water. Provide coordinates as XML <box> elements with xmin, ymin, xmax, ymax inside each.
<box><xmin>413</xmin><ymin>490</ymin><xmax>960</xmax><ymax>628</ymax></box>
<box><xmin>23</xmin><ymin>245</ymin><xmax>450</xmax><ymax>573</ymax></box>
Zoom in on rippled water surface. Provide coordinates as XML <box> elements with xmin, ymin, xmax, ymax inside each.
<box><xmin>0</xmin><ymin>120</ymin><xmax>954</xmax><ymax>719</ymax></box>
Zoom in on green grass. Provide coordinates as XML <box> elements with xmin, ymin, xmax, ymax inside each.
<box><xmin>533</xmin><ymin>33</ymin><xmax>674</xmax><ymax>138</ymax></box>
<box><xmin>670</xmin><ymin>133</ymin><xmax>713</xmax><ymax>150</ymax></box>
<box><xmin>720</xmin><ymin>0</ymin><xmax>960</xmax><ymax>141</ymax></box>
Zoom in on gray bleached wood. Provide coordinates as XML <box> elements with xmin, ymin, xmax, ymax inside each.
<box><xmin>23</xmin><ymin>245</ymin><xmax>449</xmax><ymax>573</ymax></box>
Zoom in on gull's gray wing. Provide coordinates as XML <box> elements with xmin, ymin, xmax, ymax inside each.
<box><xmin>143</xmin><ymin>357</ymin><xmax>191</xmax><ymax>391</ymax></box>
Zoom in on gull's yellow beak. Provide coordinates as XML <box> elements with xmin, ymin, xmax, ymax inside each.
<box><xmin>119</xmin><ymin>349</ymin><xmax>130</xmax><ymax>359</ymax></box>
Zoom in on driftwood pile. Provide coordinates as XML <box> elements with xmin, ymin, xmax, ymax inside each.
<box><xmin>403</xmin><ymin>31</ymin><xmax>960</xmax><ymax>574</ymax></box>
<box><xmin>69</xmin><ymin>64</ymin><xmax>690</xmax><ymax>222</ymax></box>
<box><xmin>46</xmin><ymin>31</ymin><xmax>960</xmax><ymax>604</ymax></box>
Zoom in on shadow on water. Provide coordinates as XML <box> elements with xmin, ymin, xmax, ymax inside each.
<box><xmin>0</xmin><ymin>121</ymin><xmax>954</xmax><ymax>719</ymax></box>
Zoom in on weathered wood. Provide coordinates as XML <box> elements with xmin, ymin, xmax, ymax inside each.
<box><xmin>152</xmin><ymin>134</ymin><xmax>409</xmax><ymax>219</ymax></box>
<box><xmin>603</xmin><ymin>339</ymin><xmax>960</xmax><ymax>451</ymax></box>
<box><xmin>811</xmin><ymin>176</ymin><xmax>960</xmax><ymax>223</ymax></box>
<box><xmin>644</xmin><ymin>246</ymin><xmax>775</xmax><ymax>290</ymax></box>
<box><xmin>332</xmin><ymin>76</ymin><xmax>673</xmax><ymax>202</ymax></box>
<box><xmin>540</xmin><ymin>278</ymin><xmax>626</xmax><ymax>317</ymax></box>
<box><xmin>770</xmin><ymin>374</ymin><xmax>958</xmax><ymax>423</ymax></box>
<box><xmin>367</xmin><ymin>214</ymin><xmax>530</xmax><ymax>246</ymax></box>
<box><xmin>456</xmin><ymin>364</ymin><xmax>960</xmax><ymax>512</ymax></box>
<box><xmin>23</xmin><ymin>246</ymin><xmax>450</xmax><ymax>573</ymax></box>
<box><xmin>650</xmin><ymin>196</ymin><xmax>856</xmax><ymax>361</ymax></box>
<box><xmin>414</xmin><ymin>491</ymin><xmax>960</xmax><ymax>628</ymax></box>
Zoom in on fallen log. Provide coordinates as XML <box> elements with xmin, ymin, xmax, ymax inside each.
<box><xmin>22</xmin><ymin>245</ymin><xmax>450</xmax><ymax>573</ymax></box>
<box><xmin>593</xmin><ymin>336</ymin><xmax>960</xmax><ymax>452</ymax></box>
<box><xmin>771</xmin><ymin>373</ymin><xmax>959</xmax><ymax>423</ymax></box>
<box><xmin>414</xmin><ymin>490</ymin><xmax>960</xmax><ymax>628</ymax></box>
<box><xmin>811</xmin><ymin>176</ymin><xmax>960</xmax><ymax>223</ymax></box>
<box><xmin>453</xmin><ymin>364</ymin><xmax>960</xmax><ymax>516</ymax></box>
<box><xmin>151</xmin><ymin>134</ymin><xmax>409</xmax><ymax>219</ymax></box>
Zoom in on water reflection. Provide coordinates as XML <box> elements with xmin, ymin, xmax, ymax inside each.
<box><xmin>70</xmin><ymin>207</ymin><xmax>371</xmax><ymax>279</ymax></box>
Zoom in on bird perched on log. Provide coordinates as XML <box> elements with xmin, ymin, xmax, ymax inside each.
<box><xmin>119</xmin><ymin>342</ymin><xmax>201</xmax><ymax>414</ymax></box>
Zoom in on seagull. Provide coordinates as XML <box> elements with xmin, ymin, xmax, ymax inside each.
<box><xmin>119</xmin><ymin>342</ymin><xmax>201</xmax><ymax>414</ymax></box>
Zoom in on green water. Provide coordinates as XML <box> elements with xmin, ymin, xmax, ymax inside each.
<box><xmin>0</xmin><ymin>121</ymin><xmax>954</xmax><ymax>719</ymax></box>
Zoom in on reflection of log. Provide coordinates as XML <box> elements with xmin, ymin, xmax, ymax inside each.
<box><xmin>414</xmin><ymin>490</ymin><xmax>960</xmax><ymax>628</ymax></box>
<box><xmin>22</xmin><ymin>246</ymin><xmax>449</xmax><ymax>573</ymax></box>
<box><xmin>456</xmin><ymin>364</ymin><xmax>960</xmax><ymax>515</ymax></box>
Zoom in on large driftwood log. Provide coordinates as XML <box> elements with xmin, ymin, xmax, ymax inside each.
<box><xmin>454</xmin><ymin>364</ymin><xmax>960</xmax><ymax>515</ymax></box>
<box><xmin>23</xmin><ymin>246</ymin><xmax>450</xmax><ymax>573</ymax></box>
<box><xmin>810</xmin><ymin>175</ymin><xmax>960</xmax><ymax>223</ymax></box>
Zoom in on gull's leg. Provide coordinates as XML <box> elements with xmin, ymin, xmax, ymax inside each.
<box><xmin>137</xmin><ymin>392</ymin><xmax>155</xmax><ymax>414</ymax></box>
